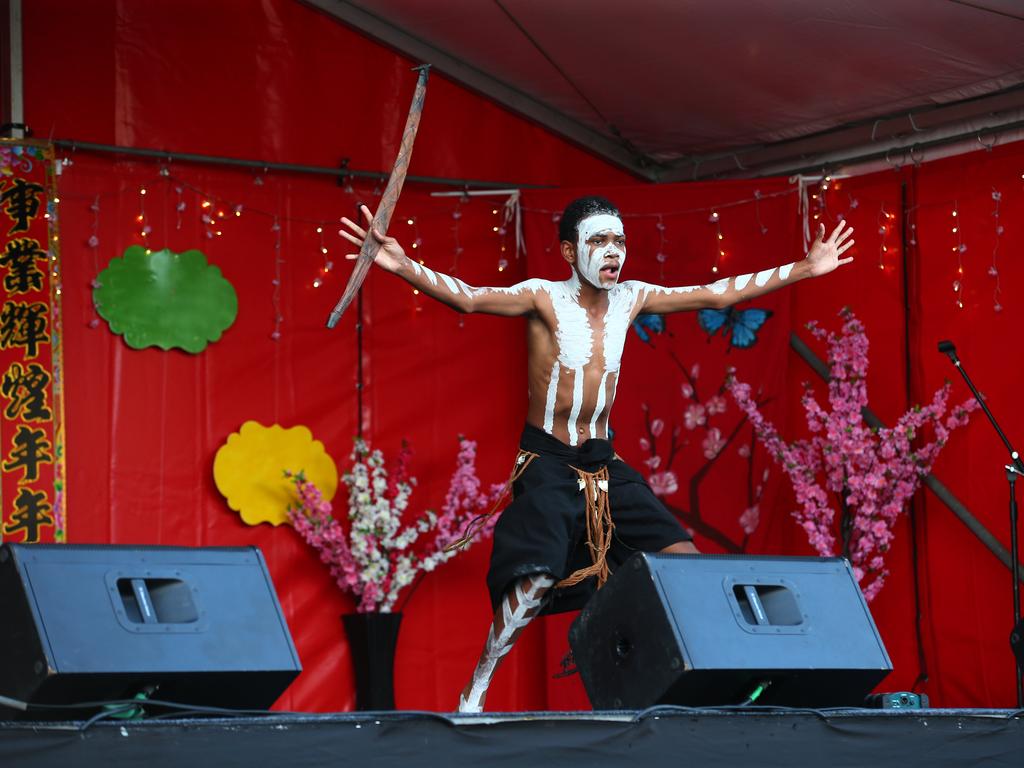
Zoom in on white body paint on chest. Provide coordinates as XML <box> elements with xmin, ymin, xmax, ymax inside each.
<box><xmin>586</xmin><ymin>283</ymin><xmax>636</xmax><ymax>437</ymax></box>
<box><xmin>545</xmin><ymin>276</ymin><xmax>592</xmax><ymax>444</ymax></box>
<box><xmin>543</xmin><ymin>279</ymin><xmax>639</xmax><ymax>445</ymax></box>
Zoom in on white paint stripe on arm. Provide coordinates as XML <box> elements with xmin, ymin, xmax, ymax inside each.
<box><xmin>420</xmin><ymin>265</ymin><xmax>439</xmax><ymax>286</ymax></box>
<box><xmin>708</xmin><ymin>278</ymin><xmax>730</xmax><ymax>295</ymax></box>
<box><xmin>438</xmin><ymin>272</ymin><xmax>462</xmax><ymax>295</ymax></box>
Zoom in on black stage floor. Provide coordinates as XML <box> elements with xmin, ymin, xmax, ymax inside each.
<box><xmin>1</xmin><ymin>708</ymin><xmax>1022</xmax><ymax>768</ymax></box>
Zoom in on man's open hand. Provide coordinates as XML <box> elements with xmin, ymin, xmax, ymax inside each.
<box><xmin>804</xmin><ymin>220</ymin><xmax>855</xmax><ymax>277</ymax></box>
<box><xmin>339</xmin><ymin>204</ymin><xmax>407</xmax><ymax>273</ymax></box>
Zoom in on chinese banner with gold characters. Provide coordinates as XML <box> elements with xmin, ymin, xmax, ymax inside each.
<box><xmin>0</xmin><ymin>141</ymin><xmax>66</xmax><ymax>543</ymax></box>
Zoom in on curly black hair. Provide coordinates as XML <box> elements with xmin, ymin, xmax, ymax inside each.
<box><xmin>558</xmin><ymin>196</ymin><xmax>621</xmax><ymax>245</ymax></box>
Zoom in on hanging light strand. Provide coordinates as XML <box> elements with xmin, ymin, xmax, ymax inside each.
<box><xmin>989</xmin><ymin>189</ymin><xmax>1003</xmax><ymax>312</ymax></box>
<box><xmin>952</xmin><ymin>202</ymin><xmax>965</xmax><ymax>309</ymax></box>
<box><xmin>271</xmin><ymin>216</ymin><xmax>283</xmax><ymax>340</ymax></box>
<box><xmin>877</xmin><ymin>203</ymin><xmax>894</xmax><ymax>270</ymax></box>
<box><xmin>654</xmin><ymin>214</ymin><xmax>668</xmax><ymax>279</ymax></box>
<box><xmin>709</xmin><ymin>210</ymin><xmax>723</xmax><ymax>274</ymax></box>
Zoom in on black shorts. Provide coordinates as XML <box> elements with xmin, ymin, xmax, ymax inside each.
<box><xmin>486</xmin><ymin>424</ymin><xmax>691</xmax><ymax>615</ymax></box>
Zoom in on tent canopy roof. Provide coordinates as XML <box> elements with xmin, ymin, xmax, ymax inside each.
<box><xmin>308</xmin><ymin>0</ymin><xmax>1024</xmax><ymax>179</ymax></box>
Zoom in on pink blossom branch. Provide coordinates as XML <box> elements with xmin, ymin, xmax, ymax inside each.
<box><xmin>728</xmin><ymin>309</ymin><xmax>977</xmax><ymax>600</ymax></box>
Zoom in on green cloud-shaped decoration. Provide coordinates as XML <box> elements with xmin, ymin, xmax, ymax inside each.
<box><xmin>94</xmin><ymin>246</ymin><xmax>238</xmax><ymax>353</ymax></box>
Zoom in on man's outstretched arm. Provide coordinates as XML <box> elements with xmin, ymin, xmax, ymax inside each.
<box><xmin>638</xmin><ymin>221</ymin><xmax>855</xmax><ymax>315</ymax></box>
<box><xmin>340</xmin><ymin>205</ymin><xmax>539</xmax><ymax>316</ymax></box>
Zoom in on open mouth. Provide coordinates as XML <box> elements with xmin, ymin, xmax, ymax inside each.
<box><xmin>599</xmin><ymin>263</ymin><xmax>620</xmax><ymax>279</ymax></box>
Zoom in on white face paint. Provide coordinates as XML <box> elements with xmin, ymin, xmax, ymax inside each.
<box><xmin>575</xmin><ymin>213</ymin><xmax>625</xmax><ymax>290</ymax></box>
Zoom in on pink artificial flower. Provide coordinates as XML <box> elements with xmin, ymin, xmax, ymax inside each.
<box><xmin>727</xmin><ymin>308</ymin><xmax>976</xmax><ymax>602</ymax></box>
<box><xmin>681</xmin><ymin>382</ymin><xmax>694</xmax><ymax>399</ymax></box>
<box><xmin>650</xmin><ymin>418</ymin><xmax>665</xmax><ymax>437</ymax></box>
<box><xmin>738</xmin><ymin>443</ymin><xmax>751</xmax><ymax>458</ymax></box>
<box><xmin>648</xmin><ymin>471</ymin><xmax>679</xmax><ymax>497</ymax></box>
<box><xmin>643</xmin><ymin>455</ymin><xmax>662</xmax><ymax>470</ymax></box>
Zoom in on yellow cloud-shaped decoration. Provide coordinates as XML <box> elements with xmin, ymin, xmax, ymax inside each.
<box><xmin>213</xmin><ymin>421</ymin><xmax>338</xmax><ymax>526</ymax></box>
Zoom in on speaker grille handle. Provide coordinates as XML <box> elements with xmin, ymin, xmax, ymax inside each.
<box><xmin>130</xmin><ymin>579</ymin><xmax>158</xmax><ymax>624</ymax></box>
<box><xmin>742</xmin><ymin>585</ymin><xmax>770</xmax><ymax>626</ymax></box>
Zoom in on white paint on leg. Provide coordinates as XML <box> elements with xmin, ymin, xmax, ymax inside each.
<box><xmin>459</xmin><ymin>574</ymin><xmax>554</xmax><ymax>713</ymax></box>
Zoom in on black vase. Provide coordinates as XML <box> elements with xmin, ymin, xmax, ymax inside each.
<box><xmin>341</xmin><ymin>612</ymin><xmax>403</xmax><ymax>710</ymax></box>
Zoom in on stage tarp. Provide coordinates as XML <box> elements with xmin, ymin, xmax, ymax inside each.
<box><xmin>1</xmin><ymin>709</ymin><xmax>1022</xmax><ymax>768</ymax></box>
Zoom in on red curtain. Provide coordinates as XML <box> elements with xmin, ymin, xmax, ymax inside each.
<box><xmin>23</xmin><ymin>0</ymin><xmax>1024</xmax><ymax>712</ymax></box>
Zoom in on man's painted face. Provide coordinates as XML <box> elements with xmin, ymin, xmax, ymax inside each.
<box><xmin>575</xmin><ymin>213</ymin><xmax>626</xmax><ymax>290</ymax></box>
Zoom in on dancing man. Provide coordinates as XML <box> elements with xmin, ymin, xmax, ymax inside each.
<box><xmin>340</xmin><ymin>196</ymin><xmax>854</xmax><ymax>712</ymax></box>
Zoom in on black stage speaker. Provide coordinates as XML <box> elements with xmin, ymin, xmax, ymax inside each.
<box><xmin>568</xmin><ymin>553</ymin><xmax>892</xmax><ymax>709</ymax></box>
<box><xmin>0</xmin><ymin>544</ymin><xmax>301</xmax><ymax>717</ymax></box>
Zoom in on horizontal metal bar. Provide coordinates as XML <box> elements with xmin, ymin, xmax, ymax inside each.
<box><xmin>764</xmin><ymin>116</ymin><xmax>1024</xmax><ymax>180</ymax></box>
<box><xmin>660</xmin><ymin>101</ymin><xmax>1024</xmax><ymax>182</ymax></box>
<box><xmin>789</xmin><ymin>332</ymin><xmax>1023</xmax><ymax>583</ymax></box>
<box><xmin>51</xmin><ymin>138</ymin><xmax>551</xmax><ymax>190</ymax></box>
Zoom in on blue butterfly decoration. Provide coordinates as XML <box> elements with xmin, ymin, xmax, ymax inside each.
<box><xmin>697</xmin><ymin>307</ymin><xmax>773</xmax><ymax>350</ymax></box>
<box><xmin>631</xmin><ymin>313</ymin><xmax>665</xmax><ymax>344</ymax></box>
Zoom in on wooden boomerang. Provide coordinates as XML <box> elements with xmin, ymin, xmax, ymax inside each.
<box><xmin>326</xmin><ymin>65</ymin><xmax>430</xmax><ymax>329</ymax></box>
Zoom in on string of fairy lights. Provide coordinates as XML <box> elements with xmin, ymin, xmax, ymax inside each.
<box><xmin>952</xmin><ymin>202</ymin><xmax>965</xmax><ymax>310</ymax></box>
<box><xmin>54</xmin><ymin>157</ymin><xmax>1024</xmax><ymax>339</ymax></box>
<box><xmin>877</xmin><ymin>204</ymin><xmax>894</xmax><ymax>271</ymax></box>
<box><xmin>808</xmin><ymin>171</ymin><xmax>1023</xmax><ymax>313</ymax></box>
<box><xmin>989</xmin><ymin>188</ymin><xmax>1003</xmax><ymax>313</ymax></box>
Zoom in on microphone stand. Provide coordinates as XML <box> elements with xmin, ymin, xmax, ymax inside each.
<box><xmin>939</xmin><ymin>341</ymin><xmax>1023</xmax><ymax>708</ymax></box>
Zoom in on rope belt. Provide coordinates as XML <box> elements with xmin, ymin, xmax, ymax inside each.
<box><xmin>555</xmin><ymin>464</ymin><xmax>614</xmax><ymax>590</ymax></box>
<box><xmin>444</xmin><ymin>449</ymin><xmax>539</xmax><ymax>553</ymax></box>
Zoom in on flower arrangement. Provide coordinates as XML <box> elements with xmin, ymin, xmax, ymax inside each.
<box><xmin>286</xmin><ymin>436</ymin><xmax>506</xmax><ymax>613</ymax></box>
<box><xmin>729</xmin><ymin>309</ymin><xmax>976</xmax><ymax>600</ymax></box>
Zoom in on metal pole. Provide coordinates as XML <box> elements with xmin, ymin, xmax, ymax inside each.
<box><xmin>52</xmin><ymin>138</ymin><xmax>548</xmax><ymax>191</ymax></box>
<box><xmin>1008</xmin><ymin>467</ymin><xmax>1023</xmax><ymax>706</ymax></box>
<box><xmin>2</xmin><ymin>0</ymin><xmax>25</xmax><ymax>139</ymax></box>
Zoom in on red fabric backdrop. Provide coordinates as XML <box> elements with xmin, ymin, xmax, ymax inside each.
<box><xmin>20</xmin><ymin>0</ymin><xmax>1024</xmax><ymax>711</ymax></box>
